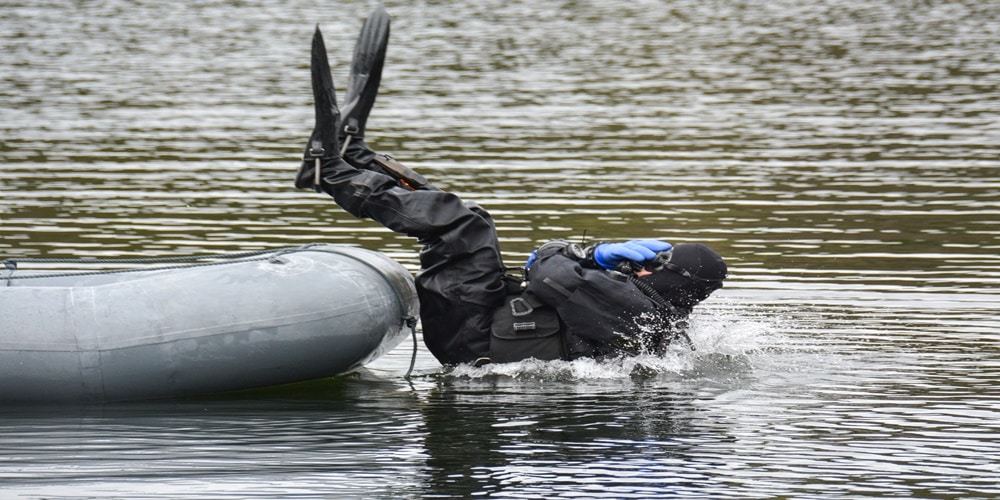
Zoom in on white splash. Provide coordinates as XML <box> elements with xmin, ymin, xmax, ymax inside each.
<box><xmin>447</xmin><ymin>299</ymin><xmax>792</xmax><ymax>382</ymax></box>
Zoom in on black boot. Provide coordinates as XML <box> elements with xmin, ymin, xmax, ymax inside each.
<box><xmin>339</xmin><ymin>7</ymin><xmax>432</xmax><ymax>191</ymax></box>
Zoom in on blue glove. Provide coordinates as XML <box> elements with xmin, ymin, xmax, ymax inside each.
<box><xmin>593</xmin><ymin>240</ymin><xmax>672</xmax><ymax>270</ymax></box>
<box><xmin>525</xmin><ymin>249</ymin><xmax>538</xmax><ymax>268</ymax></box>
<box><xmin>626</xmin><ymin>239</ymin><xmax>673</xmax><ymax>254</ymax></box>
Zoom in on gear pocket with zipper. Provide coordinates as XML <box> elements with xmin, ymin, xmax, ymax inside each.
<box><xmin>489</xmin><ymin>294</ymin><xmax>565</xmax><ymax>363</ymax></box>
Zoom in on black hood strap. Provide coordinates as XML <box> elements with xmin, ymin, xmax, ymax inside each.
<box><xmin>629</xmin><ymin>275</ymin><xmax>681</xmax><ymax>316</ymax></box>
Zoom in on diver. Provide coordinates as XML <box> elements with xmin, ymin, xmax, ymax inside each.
<box><xmin>295</xmin><ymin>8</ymin><xmax>727</xmax><ymax>366</ymax></box>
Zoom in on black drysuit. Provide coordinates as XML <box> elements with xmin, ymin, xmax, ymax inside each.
<box><xmin>318</xmin><ymin>158</ymin><xmax>675</xmax><ymax>365</ymax></box>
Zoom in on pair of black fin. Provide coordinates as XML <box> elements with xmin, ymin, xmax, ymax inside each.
<box><xmin>300</xmin><ymin>7</ymin><xmax>427</xmax><ymax>191</ymax></box>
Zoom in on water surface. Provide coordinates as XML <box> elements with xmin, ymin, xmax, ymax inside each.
<box><xmin>1</xmin><ymin>0</ymin><xmax>998</xmax><ymax>498</ymax></box>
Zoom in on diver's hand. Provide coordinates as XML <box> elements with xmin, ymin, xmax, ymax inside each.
<box><xmin>625</xmin><ymin>239</ymin><xmax>673</xmax><ymax>254</ymax></box>
<box><xmin>592</xmin><ymin>240</ymin><xmax>672</xmax><ymax>270</ymax></box>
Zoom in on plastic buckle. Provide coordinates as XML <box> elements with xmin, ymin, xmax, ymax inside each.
<box><xmin>308</xmin><ymin>143</ymin><xmax>326</xmax><ymax>158</ymax></box>
<box><xmin>509</xmin><ymin>297</ymin><xmax>534</xmax><ymax>316</ymax></box>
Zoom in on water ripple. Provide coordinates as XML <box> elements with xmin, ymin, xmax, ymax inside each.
<box><xmin>2</xmin><ymin>0</ymin><xmax>999</xmax><ymax>498</ymax></box>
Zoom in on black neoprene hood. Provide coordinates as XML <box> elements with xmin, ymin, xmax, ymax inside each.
<box><xmin>638</xmin><ymin>243</ymin><xmax>727</xmax><ymax>308</ymax></box>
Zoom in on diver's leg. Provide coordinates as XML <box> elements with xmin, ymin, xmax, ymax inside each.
<box><xmin>297</xmin><ymin>23</ymin><xmax>502</xmax><ymax>364</ymax></box>
<box><xmin>314</xmin><ymin>158</ymin><xmax>458</xmax><ymax>237</ymax></box>
<box><xmin>297</xmin><ymin>23</ymin><xmax>456</xmax><ymax>239</ymax></box>
<box><xmin>314</xmin><ymin>158</ymin><xmax>505</xmax><ymax>365</ymax></box>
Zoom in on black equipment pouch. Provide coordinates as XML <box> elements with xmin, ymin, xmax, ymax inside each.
<box><xmin>489</xmin><ymin>292</ymin><xmax>565</xmax><ymax>363</ymax></box>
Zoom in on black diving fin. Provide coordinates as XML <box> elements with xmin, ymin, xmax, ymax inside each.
<box><xmin>340</xmin><ymin>6</ymin><xmax>390</xmax><ymax>149</ymax></box>
<box><xmin>295</xmin><ymin>25</ymin><xmax>341</xmax><ymax>191</ymax></box>
<box><xmin>340</xmin><ymin>7</ymin><xmax>430</xmax><ymax>191</ymax></box>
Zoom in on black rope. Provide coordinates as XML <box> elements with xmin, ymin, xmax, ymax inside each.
<box><xmin>403</xmin><ymin>315</ymin><xmax>419</xmax><ymax>380</ymax></box>
<box><xmin>1</xmin><ymin>244</ymin><xmax>326</xmax><ymax>281</ymax></box>
<box><xmin>2</xmin><ymin>246</ymin><xmax>318</xmax><ymax>265</ymax></box>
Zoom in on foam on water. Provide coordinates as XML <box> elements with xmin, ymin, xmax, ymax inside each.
<box><xmin>444</xmin><ymin>298</ymin><xmax>797</xmax><ymax>384</ymax></box>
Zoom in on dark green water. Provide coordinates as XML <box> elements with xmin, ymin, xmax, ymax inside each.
<box><xmin>2</xmin><ymin>1</ymin><xmax>998</xmax><ymax>498</ymax></box>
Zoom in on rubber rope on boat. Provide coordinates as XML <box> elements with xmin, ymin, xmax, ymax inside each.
<box><xmin>403</xmin><ymin>315</ymin><xmax>418</xmax><ymax>379</ymax></box>
<box><xmin>0</xmin><ymin>245</ymin><xmax>326</xmax><ymax>281</ymax></box>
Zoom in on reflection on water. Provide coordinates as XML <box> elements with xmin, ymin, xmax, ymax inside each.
<box><xmin>1</xmin><ymin>0</ymin><xmax>999</xmax><ymax>498</ymax></box>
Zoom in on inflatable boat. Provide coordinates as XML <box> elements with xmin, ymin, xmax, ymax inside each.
<box><xmin>0</xmin><ymin>244</ymin><xmax>418</xmax><ymax>403</ymax></box>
